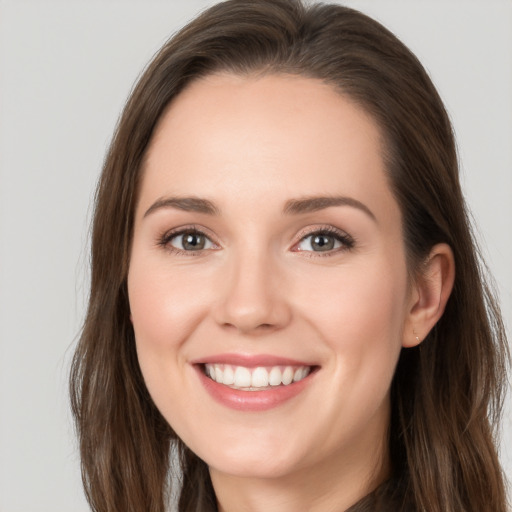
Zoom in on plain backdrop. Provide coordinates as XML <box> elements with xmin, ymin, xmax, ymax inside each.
<box><xmin>0</xmin><ymin>1</ymin><xmax>510</xmax><ymax>510</ymax></box>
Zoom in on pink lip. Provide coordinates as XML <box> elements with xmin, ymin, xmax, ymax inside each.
<box><xmin>191</xmin><ymin>353</ymin><xmax>313</xmax><ymax>368</ymax></box>
<box><xmin>192</xmin><ymin>355</ymin><xmax>318</xmax><ymax>412</ymax></box>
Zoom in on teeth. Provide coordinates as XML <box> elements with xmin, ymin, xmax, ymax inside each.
<box><xmin>251</xmin><ymin>367</ymin><xmax>269</xmax><ymax>387</ymax></box>
<box><xmin>269</xmin><ymin>366</ymin><xmax>282</xmax><ymax>386</ymax></box>
<box><xmin>293</xmin><ymin>367</ymin><xmax>303</xmax><ymax>382</ymax></box>
<box><xmin>282</xmin><ymin>366</ymin><xmax>294</xmax><ymax>385</ymax></box>
<box><xmin>204</xmin><ymin>363</ymin><xmax>311</xmax><ymax>389</ymax></box>
<box><xmin>234</xmin><ymin>366</ymin><xmax>251</xmax><ymax>387</ymax></box>
<box><xmin>223</xmin><ymin>365</ymin><xmax>235</xmax><ymax>385</ymax></box>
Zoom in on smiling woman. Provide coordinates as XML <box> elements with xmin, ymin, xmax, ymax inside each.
<box><xmin>129</xmin><ymin>76</ymin><xmax>415</xmax><ymax>492</ymax></box>
<box><xmin>69</xmin><ymin>1</ymin><xmax>509</xmax><ymax>511</ymax></box>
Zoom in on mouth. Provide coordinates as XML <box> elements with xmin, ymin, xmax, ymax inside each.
<box><xmin>192</xmin><ymin>355</ymin><xmax>319</xmax><ymax>411</ymax></box>
<box><xmin>202</xmin><ymin>363</ymin><xmax>312</xmax><ymax>391</ymax></box>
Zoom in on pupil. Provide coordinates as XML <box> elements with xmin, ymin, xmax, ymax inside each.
<box><xmin>312</xmin><ymin>235</ymin><xmax>334</xmax><ymax>251</ymax></box>
<box><xmin>183</xmin><ymin>233</ymin><xmax>205</xmax><ymax>250</ymax></box>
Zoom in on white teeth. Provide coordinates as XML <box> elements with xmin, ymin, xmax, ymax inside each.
<box><xmin>223</xmin><ymin>365</ymin><xmax>235</xmax><ymax>385</ymax></box>
<box><xmin>204</xmin><ymin>363</ymin><xmax>312</xmax><ymax>389</ymax></box>
<box><xmin>251</xmin><ymin>367</ymin><xmax>269</xmax><ymax>387</ymax></box>
<box><xmin>294</xmin><ymin>367</ymin><xmax>309</xmax><ymax>382</ymax></box>
<box><xmin>282</xmin><ymin>366</ymin><xmax>294</xmax><ymax>385</ymax></box>
<box><xmin>269</xmin><ymin>366</ymin><xmax>282</xmax><ymax>386</ymax></box>
<box><xmin>234</xmin><ymin>366</ymin><xmax>252</xmax><ymax>387</ymax></box>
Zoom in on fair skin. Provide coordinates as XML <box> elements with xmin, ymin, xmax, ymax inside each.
<box><xmin>128</xmin><ymin>73</ymin><xmax>454</xmax><ymax>512</ymax></box>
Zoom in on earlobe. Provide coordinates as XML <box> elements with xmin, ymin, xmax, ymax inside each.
<box><xmin>403</xmin><ymin>243</ymin><xmax>455</xmax><ymax>348</ymax></box>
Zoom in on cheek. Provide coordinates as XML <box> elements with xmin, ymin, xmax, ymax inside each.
<box><xmin>303</xmin><ymin>257</ymin><xmax>406</xmax><ymax>326</ymax></box>
<box><xmin>294</xmin><ymin>260</ymin><xmax>407</xmax><ymax>439</ymax></box>
<box><xmin>126</xmin><ymin>255</ymin><xmax>212</xmax><ymax>417</ymax></box>
<box><xmin>127</xmin><ymin>254</ymin><xmax>212</xmax><ymax>423</ymax></box>
<box><xmin>128</xmin><ymin>256</ymin><xmax>211</xmax><ymax>353</ymax></box>
<box><xmin>296</xmin><ymin>257</ymin><xmax>408</xmax><ymax>378</ymax></box>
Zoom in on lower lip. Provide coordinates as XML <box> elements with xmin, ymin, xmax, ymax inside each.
<box><xmin>195</xmin><ymin>366</ymin><xmax>315</xmax><ymax>412</ymax></box>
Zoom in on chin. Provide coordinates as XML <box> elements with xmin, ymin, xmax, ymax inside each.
<box><xmin>208</xmin><ymin>455</ymin><xmax>300</xmax><ymax>480</ymax></box>
<box><xmin>197</xmin><ymin>434</ymin><xmax>306</xmax><ymax>480</ymax></box>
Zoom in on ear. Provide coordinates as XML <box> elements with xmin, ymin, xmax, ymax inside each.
<box><xmin>402</xmin><ymin>243</ymin><xmax>455</xmax><ymax>348</ymax></box>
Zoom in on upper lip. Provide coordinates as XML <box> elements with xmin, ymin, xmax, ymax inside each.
<box><xmin>190</xmin><ymin>353</ymin><xmax>316</xmax><ymax>368</ymax></box>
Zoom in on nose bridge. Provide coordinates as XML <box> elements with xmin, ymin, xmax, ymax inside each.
<box><xmin>214</xmin><ymin>240</ymin><xmax>291</xmax><ymax>333</ymax></box>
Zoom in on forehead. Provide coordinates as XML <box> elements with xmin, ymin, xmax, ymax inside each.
<box><xmin>139</xmin><ymin>73</ymin><xmax>397</xmax><ymax>220</ymax></box>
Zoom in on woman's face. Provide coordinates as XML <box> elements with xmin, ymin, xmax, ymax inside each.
<box><xmin>128</xmin><ymin>74</ymin><xmax>415</xmax><ymax>483</ymax></box>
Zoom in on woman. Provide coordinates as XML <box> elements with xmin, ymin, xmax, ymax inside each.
<box><xmin>70</xmin><ymin>1</ymin><xmax>510</xmax><ymax>510</ymax></box>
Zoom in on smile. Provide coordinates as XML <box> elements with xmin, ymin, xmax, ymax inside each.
<box><xmin>193</xmin><ymin>355</ymin><xmax>318</xmax><ymax>411</ymax></box>
<box><xmin>204</xmin><ymin>364</ymin><xmax>311</xmax><ymax>390</ymax></box>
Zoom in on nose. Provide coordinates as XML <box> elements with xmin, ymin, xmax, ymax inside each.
<box><xmin>212</xmin><ymin>249</ymin><xmax>292</xmax><ymax>334</ymax></box>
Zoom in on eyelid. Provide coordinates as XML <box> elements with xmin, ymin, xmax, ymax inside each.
<box><xmin>291</xmin><ymin>225</ymin><xmax>355</xmax><ymax>254</ymax></box>
<box><xmin>157</xmin><ymin>223</ymin><xmax>354</xmax><ymax>256</ymax></box>
<box><xmin>158</xmin><ymin>224</ymin><xmax>220</xmax><ymax>254</ymax></box>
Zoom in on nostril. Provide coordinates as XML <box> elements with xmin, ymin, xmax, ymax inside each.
<box><xmin>221</xmin><ymin>321</ymin><xmax>278</xmax><ymax>333</ymax></box>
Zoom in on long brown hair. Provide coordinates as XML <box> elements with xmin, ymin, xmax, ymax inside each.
<box><xmin>70</xmin><ymin>1</ymin><xmax>509</xmax><ymax>510</ymax></box>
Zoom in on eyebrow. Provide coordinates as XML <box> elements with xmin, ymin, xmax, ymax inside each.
<box><xmin>143</xmin><ymin>196</ymin><xmax>219</xmax><ymax>217</ymax></box>
<box><xmin>283</xmin><ymin>195</ymin><xmax>376</xmax><ymax>221</ymax></box>
<box><xmin>143</xmin><ymin>194</ymin><xmax>376</xmax><ymax>221</ymax></box>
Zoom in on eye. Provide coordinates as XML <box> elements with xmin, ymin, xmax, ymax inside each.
<box><xmin>162</xmin><ymin>229</ymin><xmax>216</xmax><ymax>252</ymax></box>
<box><xmin>295</xmin><ymin>228</ymin><xmax>354</xmax><ymax>253</ymax></box>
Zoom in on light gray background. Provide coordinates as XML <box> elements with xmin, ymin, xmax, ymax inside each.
<box><xmin>0</xmin><ymin>1</ymin><xmax>510</xmax><ymax>510</ymax></box>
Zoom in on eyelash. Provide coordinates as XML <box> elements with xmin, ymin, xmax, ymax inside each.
<box><xmin>293</xmin><ymin>226</ymin><xmax>355</xmax><ymax>257</ymax></box>
<box><xmin>157</xmin><ymin>225</ymin><xmax>355</xmax><ymax>256</ymax></box>
<box><xmin>157</xmin><ymin>225</ymin><xmax>217</xmax><ymax>256</ymax></box>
